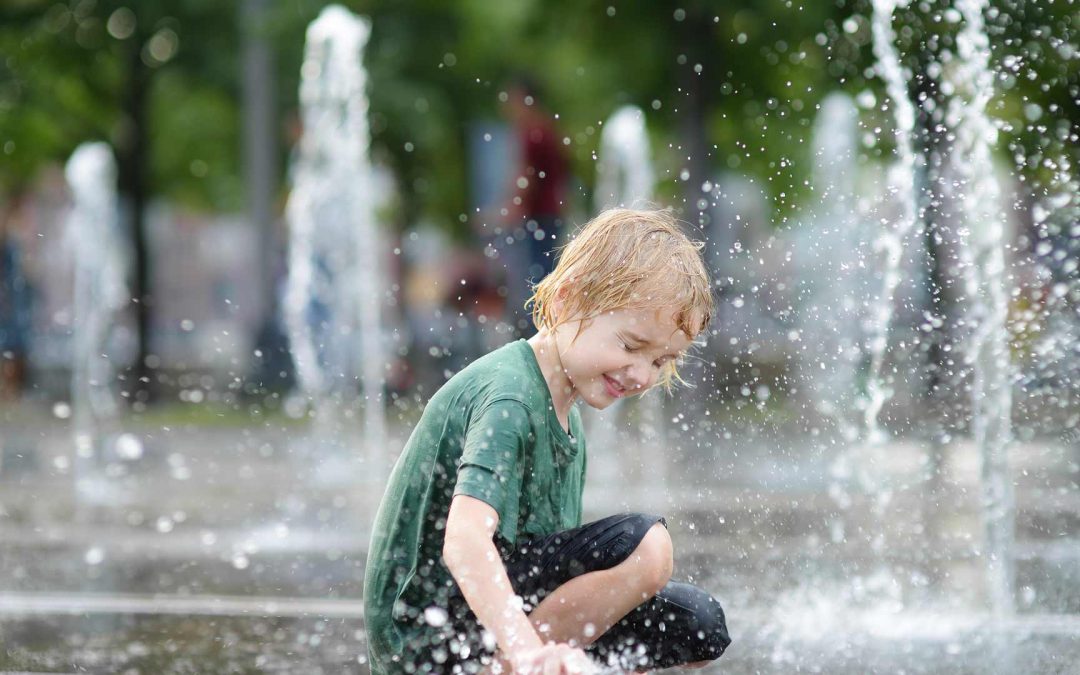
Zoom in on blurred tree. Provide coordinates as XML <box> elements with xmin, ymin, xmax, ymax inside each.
<box><xmin>4</xmin><ymin>0</ymin><xmax>1074</xmax><ymax>239</ymax></box>
<box><xmin>1</xmin><ymin>0</ymin><xmax>240</xmax><ymax>403</ymax></box>
<box><xmin>1</xmin><ymin>0</ymin><xmax>1074</xmax><ymax>403</ymax></box>
<box><xmin>261</xmin><ymin>0</ymin><xmax>860</xmax><ymax>233</ymax></box>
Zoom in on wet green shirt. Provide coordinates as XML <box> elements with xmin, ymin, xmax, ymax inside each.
<box><xmin>363</xmin><ymin>339</ymin><xmax>587</xmax><ymax>673</ymax></box>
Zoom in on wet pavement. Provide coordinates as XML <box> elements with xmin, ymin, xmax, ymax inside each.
<box><xmin>2</xmin><ymin>400</ymin><xmax>1079</xmax><ymax>673</ymax></box>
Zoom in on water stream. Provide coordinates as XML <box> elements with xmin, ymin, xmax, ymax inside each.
<box><xmin>283</xmin><ymin>5</ymin><xmax>387</xmax><ymax>482</ymax></box>
<box><xmin>64</xmin><ymin>142</ymin><xmax>131</xmax><ymax>506</ymax></box>
<box><xmin>867</xmin><ymin>0</ymin><xmax>1016</xmax><ymax>615</ymax></box>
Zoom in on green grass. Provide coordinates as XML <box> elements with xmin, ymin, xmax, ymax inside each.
<box><xmin>128</xmin><ymin>401</ymin><xmax>305</xmax><ymax>430</ymax></box>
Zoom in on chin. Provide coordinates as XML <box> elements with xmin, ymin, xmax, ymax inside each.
<box><xmin>586</xmin><ymin>386</ymin><xmax>621</xmax><ymax>410</ymax></box>
<box><xmin>581</xmin><ymin>395</ymin><xmax>609</xmax><ymax>411</ymax></box>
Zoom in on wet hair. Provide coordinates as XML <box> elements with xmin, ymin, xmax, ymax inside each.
<box><xmin>526</xmin><ymin>207</ymin><xmax>714</xmax><ymax>392</ymax></box>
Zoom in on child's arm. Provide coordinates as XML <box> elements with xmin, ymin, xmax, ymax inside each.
<box><xmin>444</xmin><ymin>495</ymin><xmax>542</xmax><ymax>657</ymax></box>
<box><xmin>444</xmin><ymin>495</ymin><xmax>593</xmax><ymax>672</ymax></box>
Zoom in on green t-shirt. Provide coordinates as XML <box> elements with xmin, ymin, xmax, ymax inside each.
<box><xmin>363</xmin><ymin>338</ymin><xmax>587</xmax><ymax>673</ymax></box>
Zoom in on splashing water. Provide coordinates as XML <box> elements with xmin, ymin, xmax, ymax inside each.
<box><xmin>284</xmin><ymin>5</ymin><xmax>386</xmax><ymax>480</ymax></box>
<box><xmin>947</xmin><ymin>0</ymin><xmax>1016</xmax><ymax>617</ymax></box>
<box><xmin>64</xmin><ymin>142</ymin><xmax>130</xmax><ymax>503</ymax></box>
<box><xmin>865</xmin><ymin>0</ymin><xmax>1017</xmax><ymax>616</ymax></box>
<box><xmin>865</xmin><ymin>0</ymin><xmax>922</xmax><ymax>443</ymax></box>
<box><xmin>596</xmin><ymin>106</ymin><xmax>655</xmax><ymax>210</ymax></box>
<box><xmin>795</xmin><ymin>93</ymin><xmax>874</xmax><ymax>442</ymax></box>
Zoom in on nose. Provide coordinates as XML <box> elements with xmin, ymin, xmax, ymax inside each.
<box><xmin>624</xmin><ymin>362</ymin><xmax>651</xmax><ymax>391</ymax></box>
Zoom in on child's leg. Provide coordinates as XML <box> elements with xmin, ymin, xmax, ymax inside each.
<box><xmin>527</xmin><ymin>519</ymin><xmax>673</xmax><ymax>646</ymax></box>
<box><xmin>499</xmin><ymin>513</ymin><xmax>729</xmax><ymax>670</ymax></box>
<box><xmin>476</xmin><ymin>514</ymin><xmax>671</xmax><ymax>673</ymax></box>
<box><xmin>585</xmin><ymin>581</ymin><xmax>731</xmax><ymax>670</ymax></box>
<box><xmin>453</xmin><ymin>514</ymin><xmax>729</xmax><ymax>671</ymax></box>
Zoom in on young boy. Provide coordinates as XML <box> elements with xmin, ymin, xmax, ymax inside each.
<box><xmin>364</xmin><ymin>208</ymin><xmax>730</xmax><ymax>673</ymax></box>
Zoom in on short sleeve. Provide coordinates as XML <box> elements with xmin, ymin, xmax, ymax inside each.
<box><xmin>453</xmin><ymin>399</ymin><xmax>532</xmax><ymax>544</ymax></box>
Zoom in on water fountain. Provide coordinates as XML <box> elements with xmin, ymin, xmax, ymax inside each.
<box><xmin>793</xmin><ymin>92</ymin><xmax>876</xmax><ymax>441</ymax></box>
<box><xmin>865</xmin><ymin>0</ymin><xmax>923</xmax><ymax>444</ymax></box>
<box><xmin>863</xmin><ymin>0</ymin><xmax>1017</xmax><ymax>616</ymax></box>
<box><xmin>6</xmin><ymin>3</ymin><xmax>1080</xmax><ymax>673</ymax></box>
<box><xmin>948</xmin><ymin>0</ymin><xmax>1017</xmax><ymax>617</ymax></box>
<box><xmin>283</xmin><ymin>4</ymin><xmax>386</xmax><ymax>483</ymax></box>
<box><xmin>749</xmin><ymin>4</ymin><xmax>1075</xmax><ymax>668</ymax></box>
<box><xmin>64</xmin><ymin>142</ymin><xmax>132</xmax><ymax>505</ymax></box>
<box><xmin>595</xmin><ymin>106</ymin><xmax>655</xmax><ymax>211</ymax></box>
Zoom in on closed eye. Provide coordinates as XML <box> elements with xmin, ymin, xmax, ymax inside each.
<box><xmin>622</xmin><ymin>336</ymin><xmax>676</xmax><ymax>367</ymax></box>
<box><xmin>655</xmin><ymin>355</ymin><xmax>678</xmax><ymax>369</ymax></box>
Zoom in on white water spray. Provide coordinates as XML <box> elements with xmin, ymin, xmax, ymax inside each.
<box><xmin>64</xmin><ymin>142</ymin><xmax>130</xmax><ymax>502</ymax></box>
<box><xmin>797</xmin><ymin>93</ymin><xmax>872</xmax><ymax>440</ymax></box>
<box><xmin>596</xmin><ymin>106</ymin><xmax>655</xmax><ymax>209</ymax></box>
<box><xmin>865</xmin><ymin>0</ymin><xmax>923</xmax><ymax>442</ymax></box>
<box><xmin>284</xmin><ymin>5</ymin><xmax>386</xmax><ymax>480</ymax></box>
<box><xmin>867</xmin><ymin>0</ymin><xmax>1016</xmax><ymax>616</ymax></box>
<box><xmin>948</xmin><ymin>0</ymin><xmax>1016</xmax><ymax>616</ymax></box>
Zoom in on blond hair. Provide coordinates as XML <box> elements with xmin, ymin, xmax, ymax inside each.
<box><xmin>526</xmin><ymin>207</ymin><xmax>714</xmax><ymax>392</ymax></box>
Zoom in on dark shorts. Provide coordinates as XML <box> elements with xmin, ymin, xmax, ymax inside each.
<box><xmin>405</xmin><ymin>513</ymin><xmax>731</xmax><ymax>673</ymax></box>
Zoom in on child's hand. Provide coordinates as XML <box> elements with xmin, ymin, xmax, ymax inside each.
<box><xmin>509</xmin><ymin>643</ymin><xmax>598</xmax><ymax>674</ymax></box>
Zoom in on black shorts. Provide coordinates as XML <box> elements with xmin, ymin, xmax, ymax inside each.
<box><xmin>404</xmin><ymin>513</ymin><xmax>731</xmax><ymax>673</ymax></box>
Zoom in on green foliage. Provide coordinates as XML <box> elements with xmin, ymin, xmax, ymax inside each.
<box><xmin>0</xmin><ymin>0</ymin><xmax>239</xmax><ymax>205</ymax></box>
<box><xmin>0</xmin><ymin>3</ymin><xmax>116</xmax><ymax>194</ymax></box>
<box><xmin>1</xmin><ymin>0</ymin><xmax>1075</xmax><ymax>228</ymax></box>
<box><xmin>149</xmin><ymin>70</ymin><xmax>243</xmax><ymax>210</ymax></box>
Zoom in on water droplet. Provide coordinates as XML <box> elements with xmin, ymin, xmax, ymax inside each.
<box><xmin>114</xmin><ymin>434</ymin><xmax>143</xmax><ymax>460</ymax></box>
<box><xmin>424</xmin><ymin>606</ymin><xmax>448</xmax><ymax>627</ymax></box>
<box><xmin>84</xmin><ymin>547</ymin><xmax>104</xmax><ymax>565</ymax></box>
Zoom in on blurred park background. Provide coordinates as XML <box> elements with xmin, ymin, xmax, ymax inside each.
<box><xmin>1</xmin><ymin>0</ymin><xmax>1079</xmax><ymax>673</ymax></box>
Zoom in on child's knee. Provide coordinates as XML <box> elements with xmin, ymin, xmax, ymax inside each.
<box><xmin>694</xmin><ymin>593</ymin><xmax>731</xmax><ymax>661</ymax></box>
<box><xmin>630</xmin><ymin>521</ymin><xmax>673</xmax><ymax>593</ymax></box>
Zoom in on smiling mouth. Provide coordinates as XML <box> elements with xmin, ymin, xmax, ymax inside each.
<box><xmin>603</xmin><ymin>375</ymin><xmax>625</xmax><ymax>397</ymax></box>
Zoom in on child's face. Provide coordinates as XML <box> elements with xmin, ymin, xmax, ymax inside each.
<box><xmin>552</xmin><ymin>306</ymin><xmax>693</xmax><ymax>409</ymax></box>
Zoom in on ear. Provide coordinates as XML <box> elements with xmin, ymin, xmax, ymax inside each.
<box><xmin>551</xmin><ymin>283</ymin><xmax>572</xmax><ymax>319</ymax></box>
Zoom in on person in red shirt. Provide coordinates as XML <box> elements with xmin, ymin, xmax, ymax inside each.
<box><xmin>506</xmin><ymin>76</ymin><xmax>569</xmax><ymax>295</ymax></box>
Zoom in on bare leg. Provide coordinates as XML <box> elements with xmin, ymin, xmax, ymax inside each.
<box><xmin>527</xmin><ymin>522</ymin><xmax>673</xmax><ymax>647</ymax></box>
<box><xmin>482</xmin><ymin>523</ymin><xmax>672</xmax><ymax>674</ymax></box>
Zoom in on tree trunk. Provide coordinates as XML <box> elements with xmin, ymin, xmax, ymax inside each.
<box><xmin>676</xmin><ymin>8</ymin><xmax>712</xmax><ymax>221</ymax></box>
<box><xmin>242</xmin><ymin>0</ymin><xmax>290</xmax><ymax>396</ymax></box>
<box><xmin>243</xmin><ymin>0</ymin><xmax>277</xmax><ymax>326</ymax></box>
<box><xmin>675</xmin><ymin>8</ymin><xmax>714</xmax><ymax>418</ymax></box>
<box><xmin>116</xmin><ymin>44</ymin><xmax>153</xmax><ymax>404</ymax></box>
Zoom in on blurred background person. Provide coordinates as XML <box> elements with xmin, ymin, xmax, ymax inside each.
<box><xmin>0</xmin><ymin>200</ymin><xmax>32</xmax><ymax>400</ymax></box>
<box><xmin>502</xmin><ymin>74</ymin><xmax>569</xmax><ymax>337</ymax></box>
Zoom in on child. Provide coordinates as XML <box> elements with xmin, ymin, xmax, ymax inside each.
<box><xmin>364</xmin><ymin>208</ymin><xmax>730</xmax><ymax>673</ymax></box>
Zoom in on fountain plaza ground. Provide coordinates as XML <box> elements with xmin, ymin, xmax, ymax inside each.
<box><xmin>1</xmin><ymin>397</ymin><xmax>1079</xmax><ymax>674</ymax></box>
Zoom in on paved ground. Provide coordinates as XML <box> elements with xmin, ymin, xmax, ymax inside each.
<box><xmin>2</xmin><ymin>400</ymin><xmax>1079</xmax><ymax>673</ymax></box>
